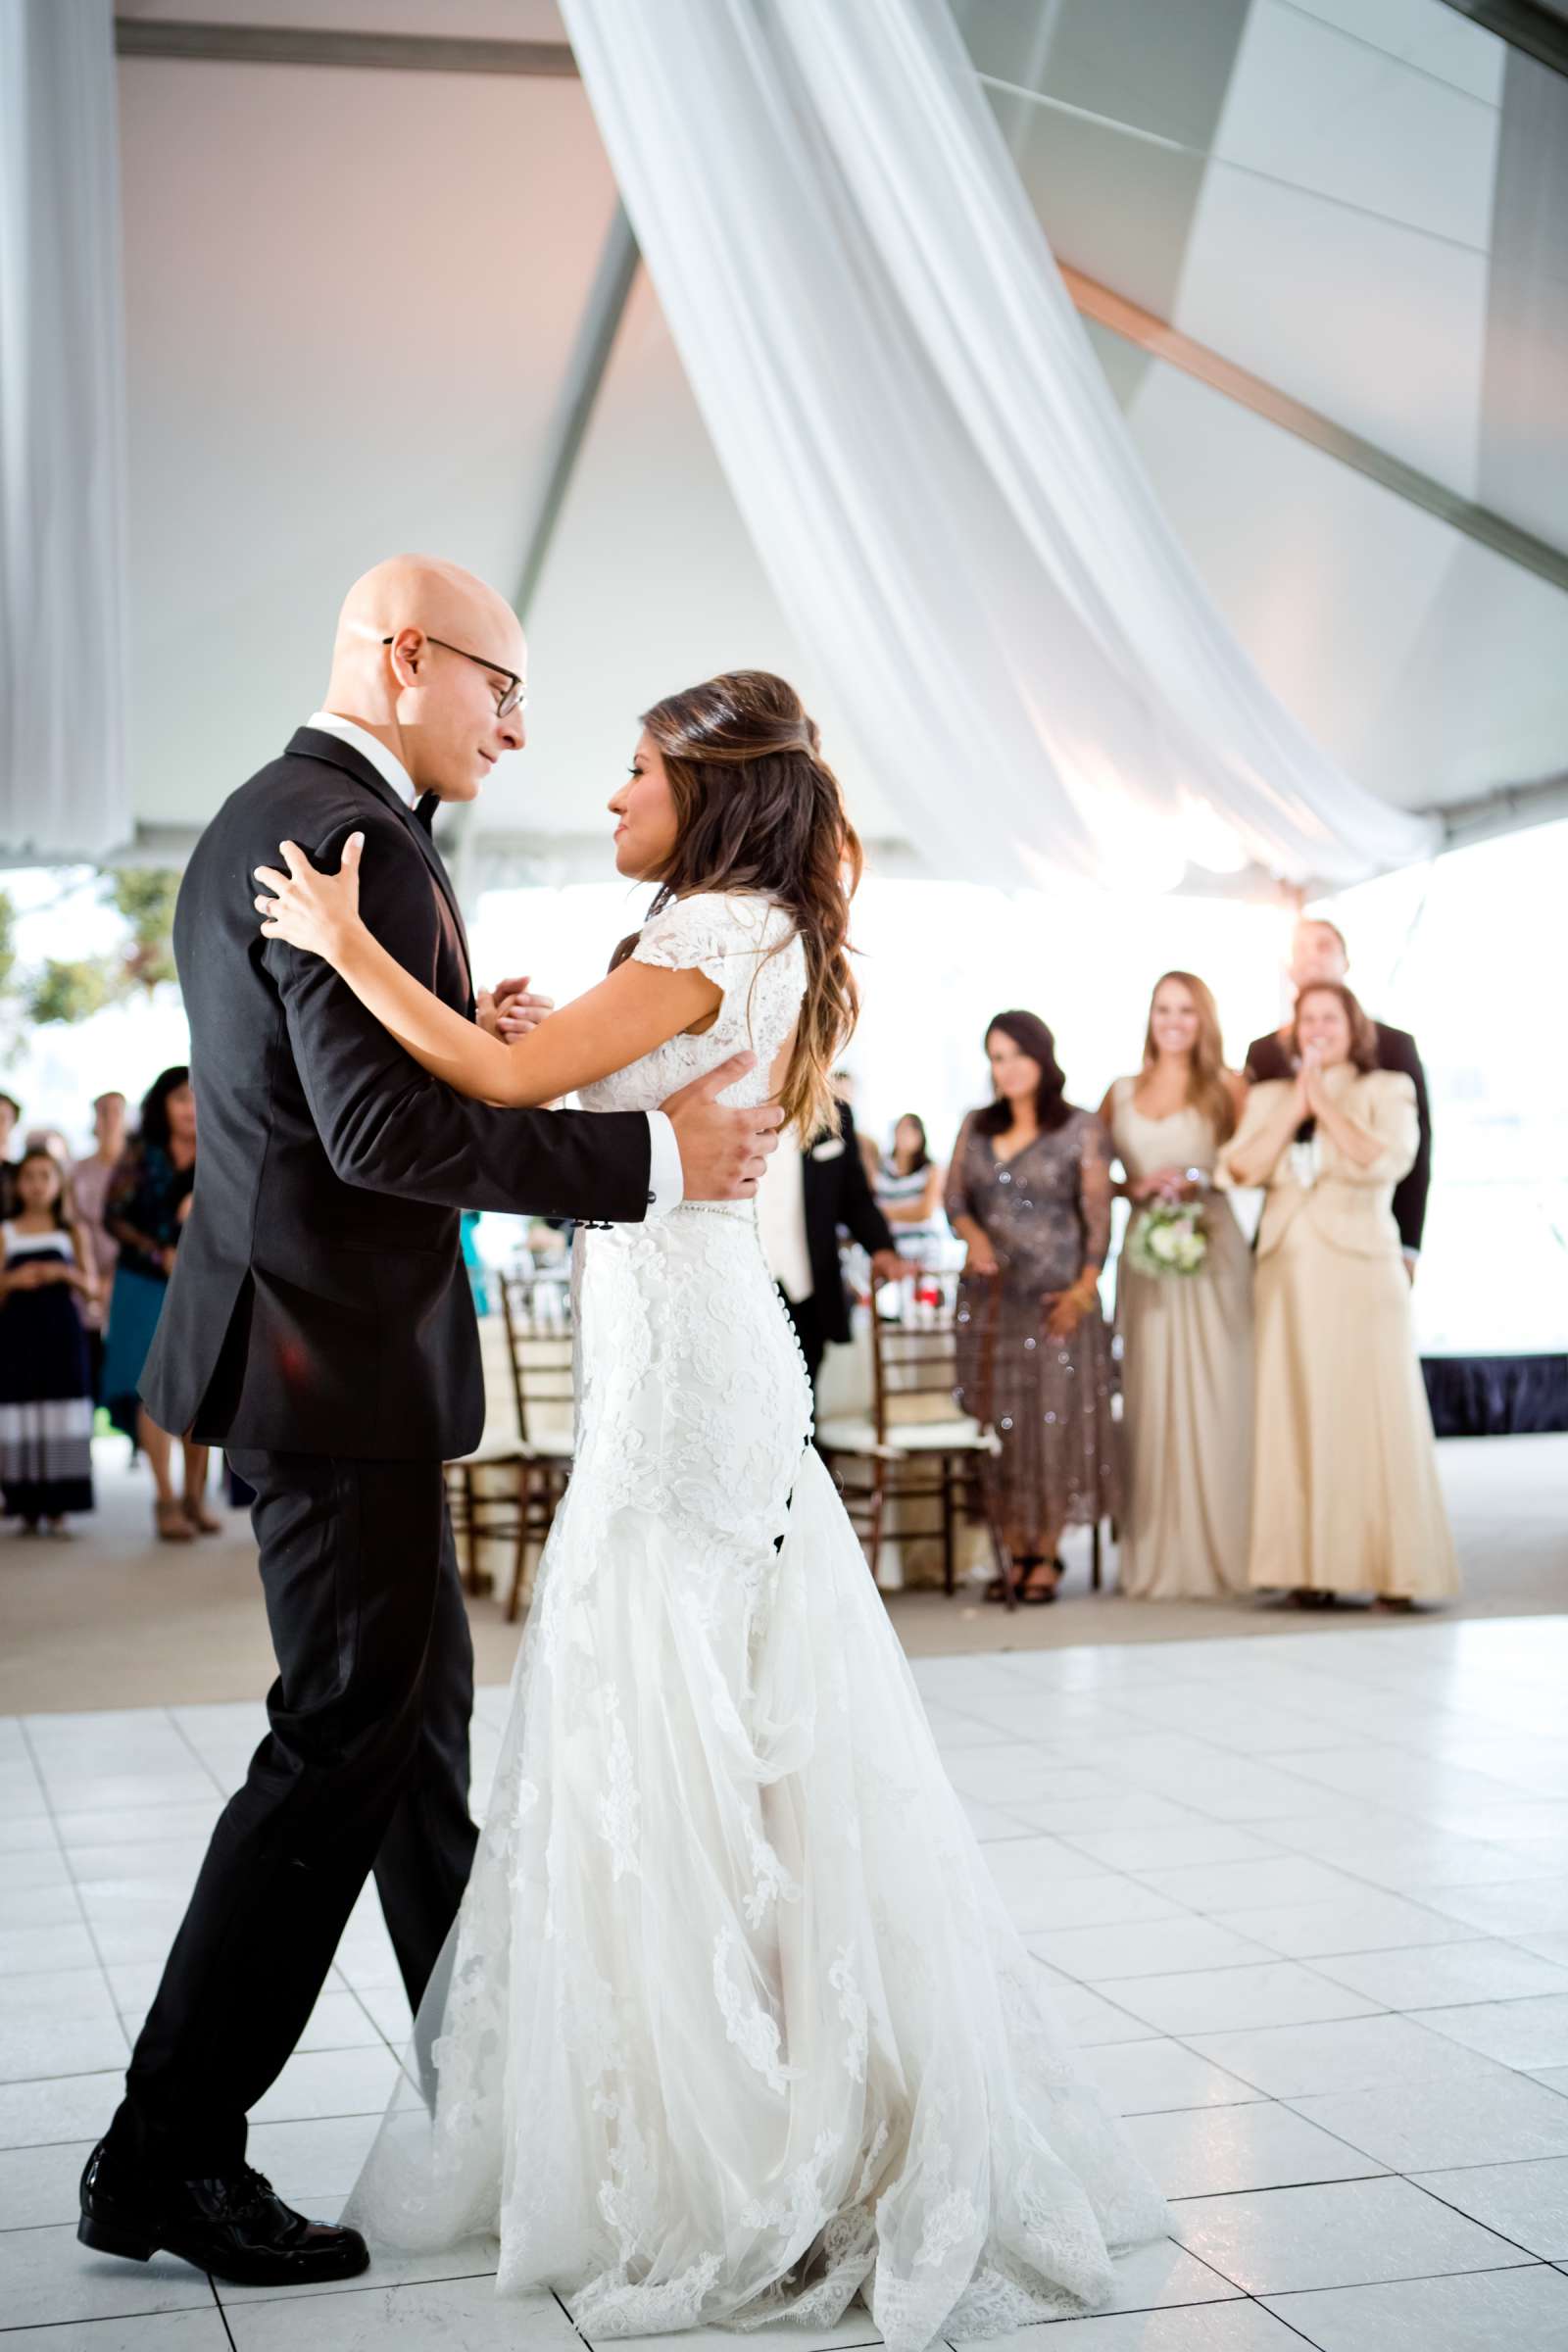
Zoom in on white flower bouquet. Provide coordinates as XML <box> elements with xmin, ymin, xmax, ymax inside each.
<box><xmin>1127</xmin><ymin>1198</ymin><xmax>1209</xmax><ymax>1279</ymax></box>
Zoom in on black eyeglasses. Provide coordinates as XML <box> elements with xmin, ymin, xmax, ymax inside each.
<box><xmin>382</xmin><ymin>634</ymin><xmax>526</xmax><ymax>718</ymax></box>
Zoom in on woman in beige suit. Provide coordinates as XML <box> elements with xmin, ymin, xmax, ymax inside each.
<box><xmin>1223</xmin><ymin>982</ymin><xmax>1457</xmax><ymax>1606</ymax></box>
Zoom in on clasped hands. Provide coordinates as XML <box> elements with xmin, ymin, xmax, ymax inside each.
<box><xmin>1044</xmin><ymin>1273</ymin><xmax>1101</xmax><ymax>1342</ymax></box>
<box><xmin>1128</xmin><ymin>1165</ymin><xmax>1197</xmax><ymax>1204</ymax></box>
<box><xmin>1294</xmin><ymin>1047</ymin><xmax>1333</xmax><ymax>1119</ymax></box>
<box><xmin>961</xmin><ymin>1242</ymin><xmax>1098</xmax><ymax>1341</ymax></box>
<box><xmin>476</xmin><ymin>975</ymin><xmax>554</xmax><ymax>1042</ymax></box>
<box><xmin>6</xmin><ymin>1259</ymin><xmax>65</xmax><ymax>1291</ymax></box>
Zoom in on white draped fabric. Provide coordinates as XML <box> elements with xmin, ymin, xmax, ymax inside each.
<box><xmin>561</xmin><ymin>0</ymin><xmax>1438</xmax><ymax>892</ymax></box>
<box><xmin>0</xmin><ymin>0</ymin><xmax>129</xmax><ymax>859</ymax></box>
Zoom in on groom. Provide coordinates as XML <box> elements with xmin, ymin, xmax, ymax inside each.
<box><xmin>80</xmin><ymin>557</ymin><xmax>780</xmax><ymax>2286</ymax></box>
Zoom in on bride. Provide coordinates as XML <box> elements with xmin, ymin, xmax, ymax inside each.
<box><xmin>252</xmin><ymin>670</ymin><xmax>1166</xmax><ymax>2348</ymax></box>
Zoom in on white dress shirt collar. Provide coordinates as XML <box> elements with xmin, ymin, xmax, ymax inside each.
<box><xmin>304</xmin><ymin>711</ymin><xmax>418</xmax><ymax>811</ymax></box>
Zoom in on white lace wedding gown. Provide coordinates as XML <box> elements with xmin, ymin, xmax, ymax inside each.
<box><xmin>345</xmin><ymin>892</ymin><xmax>1167</xmax><ymax>2347</ymax></box>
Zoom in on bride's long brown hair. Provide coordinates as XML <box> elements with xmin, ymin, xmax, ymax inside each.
<box><xmin>612</xmin><ymin>670</ymin><xmax>862</xmax><ymax>1140</ymax></box>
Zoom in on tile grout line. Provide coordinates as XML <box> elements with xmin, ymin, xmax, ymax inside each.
<box><xmin>164</xmin><ymin>1703</ymin><xmax>245</xmax><ymax>1801</ymax></box>
<box><xmin>211</xmin><ymin>2268</ymin><xmax>239</xmax><ymax>2348</ymax></box>
<box><xmin>15</xmin><ymin>1719</ymin><xmax>128</xmax><ymax>2057</ymax></box>
<box><xmin>209</xmin><ymin>2256</ymin><xmax>502</xmax><ymax>2315</ymax></box>
<box><xmin>1261</xmin><ymin>2253</ymin><xmax>1553</xmax><ymax>2299</ymax></box>
<box><xmin>1376</xmin><ymin>2172</ymin><xmax>1566</xmax><ymax>2267</ymax></box>
<box><xmin>1106</xmin><ymin>1839</ymin><xmax>1564</xmax><ymax>1948</ymax></box>
<box><xmin>1102</xmin><ymin>1984</ymin><xmax>1568</xmax><ymax>2197</ymax></box>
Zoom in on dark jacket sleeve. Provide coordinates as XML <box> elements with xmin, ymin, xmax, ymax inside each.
<box><xmin>1245</xmin><ymin>1029</ymin><xmax>1290</xmax><ymax>1085</ymax></box>
<box><xmin>266</xmin><ymin>815</ymin><xmax>652</xmax><ymax>1222</ymax></box>
<box><xmin>1381</xmin><ymin>1025</ymin><xmax>1432</xmax><ymax>1254</ymax></box>
<box><xmin>833</xmin><ymin>1104</ymin><xmax>896</xmax><ymax>1258</ymax></box>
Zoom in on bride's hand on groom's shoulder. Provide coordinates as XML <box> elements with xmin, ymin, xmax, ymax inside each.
<box><xmin>255</xmin><ymin>833</ymin><xmax>364</xmax><ymax>965</ymax></box>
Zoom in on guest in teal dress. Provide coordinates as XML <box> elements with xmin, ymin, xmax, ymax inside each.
<box><xmin>460</xmin><ymin>1210</ymin><xmax>492</xmax><ymax>1316</ymax></box>
<box><xmin>103</xmin><ymin>1067</ymin><xmax>217</xmax><ymax>1543</ymax></box>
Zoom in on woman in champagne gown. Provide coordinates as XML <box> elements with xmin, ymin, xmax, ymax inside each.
<box><xmin>255</xmin><ymin>672</ymin><xmax>1167</xmax><ymax>2348</ymax></box>
<box><xmin>1101</xmin><ymin>973</ymin><xmax>1252</xmax><ymax>1600</ymax></box>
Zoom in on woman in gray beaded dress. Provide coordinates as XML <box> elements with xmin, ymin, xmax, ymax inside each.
<box><xmin>946</xmin><ymin>1011</ymin><xmax>1117</xmax><ymax>1602</ymax></box>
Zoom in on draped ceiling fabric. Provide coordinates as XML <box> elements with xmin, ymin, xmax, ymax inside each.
<box><xmin>0</xmin><ymin>0</ymin><xmax>129</xmax><ymax>858</ymax></box>
<box><xmin>560</xmin><ymin>0</ymin><xmax>1438</xmax><ymax>893</ymax></box>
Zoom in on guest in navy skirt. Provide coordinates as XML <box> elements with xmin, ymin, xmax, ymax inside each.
<box><xmin>0</xmin><ymin>1150</ymin><xmax>99</xmax><ymax>1533</ymax></box>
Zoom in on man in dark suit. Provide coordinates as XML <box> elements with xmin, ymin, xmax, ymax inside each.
<box><xmin>1245</xmin><ymin>916</ymin><xmax>1432</xmax><ymax>1275</ymax></box>
<box><xmin>760</xmin><ymin>1097</ymin><xmax>903</xmax><ymax>1387</ymax></box>
<box><xmin>81</xmin><ymin>557</ymin><xmax>778</xmax><ymax>2288</ymax></box>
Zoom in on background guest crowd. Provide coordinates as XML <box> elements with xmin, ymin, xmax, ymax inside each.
<box><xmin>1</xmin><ymin>919</ymin><xmax>1454</xmax><ymax>1609</ymax></box>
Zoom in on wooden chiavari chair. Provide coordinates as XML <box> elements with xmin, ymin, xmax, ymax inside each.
<box><xmin>444</xmin><ymin>1265</ymin><xmax>576</xmax><ymax>1616</ymax></box>
<box><xmin>817</xmin><ymin>1269</ymin><xmax>1011</xmax><ymax>1602</ymax></box>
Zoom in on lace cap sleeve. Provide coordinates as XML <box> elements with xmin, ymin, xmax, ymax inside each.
<box><xmin>631</xmin><ymin>892</ymin><xmax>759</xmax><ymax>991</ymax></box>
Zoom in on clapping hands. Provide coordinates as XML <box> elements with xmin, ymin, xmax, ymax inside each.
<box><xmin>1297</xmin><ymin>1047</ymin><xmax>1328</xmax><ymax>1117</ymax></box>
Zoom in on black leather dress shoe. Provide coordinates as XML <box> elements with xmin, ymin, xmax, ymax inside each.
<box><xmin>78</xmin><ymin>2140</ymin><xmax>369</xmax><ymax>2286</ymax></box>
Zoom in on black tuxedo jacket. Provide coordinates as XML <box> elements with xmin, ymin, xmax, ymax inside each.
<box><xmin>1245</xmin><ymin>1017</ymin><xmax>1432</xmax><ymax>1257</ymax></box>
<box><xmin>141</xmin><ymin>728</ymin><xmax>652</xmax><ymax>1460</ymax></box>
<box><xmin>801</xmin><ymin>1102</ymin><xmax>896</xmax><ymax>1347</ymax></box>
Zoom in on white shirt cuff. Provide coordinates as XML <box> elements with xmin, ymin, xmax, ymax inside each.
<box><xmin>644</xmin><ymin>1110</ymin><xmax>684</xmax><ymax>1220</ymax></box>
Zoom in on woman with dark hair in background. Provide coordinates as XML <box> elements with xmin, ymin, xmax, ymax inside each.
<box><xmin>102</xmin><ymin>1066</ymin><xmax>216</xmax><ymax>1542</ymax></box>
<box><xmin>0</xmin><ymin>1148</ymin><xmax>98</xmax><ymax>1533</ymax></box>
<box><xmin>1100</xmin><ymin>972</ymin><xmax>1252</xmax><ymax>1600</ymax></box>
<box><xmin>1223</xmin><ymin>981</ymin><xmax>1457</xmax><ymax>1606</ymax></box>
<box><xmin>947</xmin><ymin>1013</ymin><xmax>1118</xmax><ymax>1602</ymax></box>
<box><xmin>873</xmin><ymin>1112</ymin><xmax>947</xmax><ymax>1265</ymax></box>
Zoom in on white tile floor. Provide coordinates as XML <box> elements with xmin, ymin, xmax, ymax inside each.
<box><xmin>4</xmin><ymin>1618</ymin><xmax>1568</xmax><ymax>2348</ymax></box>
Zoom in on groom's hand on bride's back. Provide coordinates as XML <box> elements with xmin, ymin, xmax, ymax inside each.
<box><xmin>662</xmin><ymin>1055</ymin><xmax>782</xmax><ymax>1201</ymax></box>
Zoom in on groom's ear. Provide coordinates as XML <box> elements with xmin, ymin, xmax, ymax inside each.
<box><xmin>385</xmin><ymin>626</ymin><xmax>426</xmax><ymax>690</ymax></box>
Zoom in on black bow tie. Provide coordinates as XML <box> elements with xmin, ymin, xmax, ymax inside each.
<box><xmin>414</xmin><ymin>792</ymin><xmax>438</xmax><ymax>835</ymax></box>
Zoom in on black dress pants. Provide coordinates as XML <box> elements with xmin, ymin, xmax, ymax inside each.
<box><xmin>106</xmin><ymin>1450</ymin><xmax>478</xmax><ymax>2178</ymax></box>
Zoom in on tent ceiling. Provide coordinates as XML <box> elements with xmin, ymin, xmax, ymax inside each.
<box><xmin>106</xmin><ymin>0</ymin><xmax>1568</xmax><ymax>882</ymax></box>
